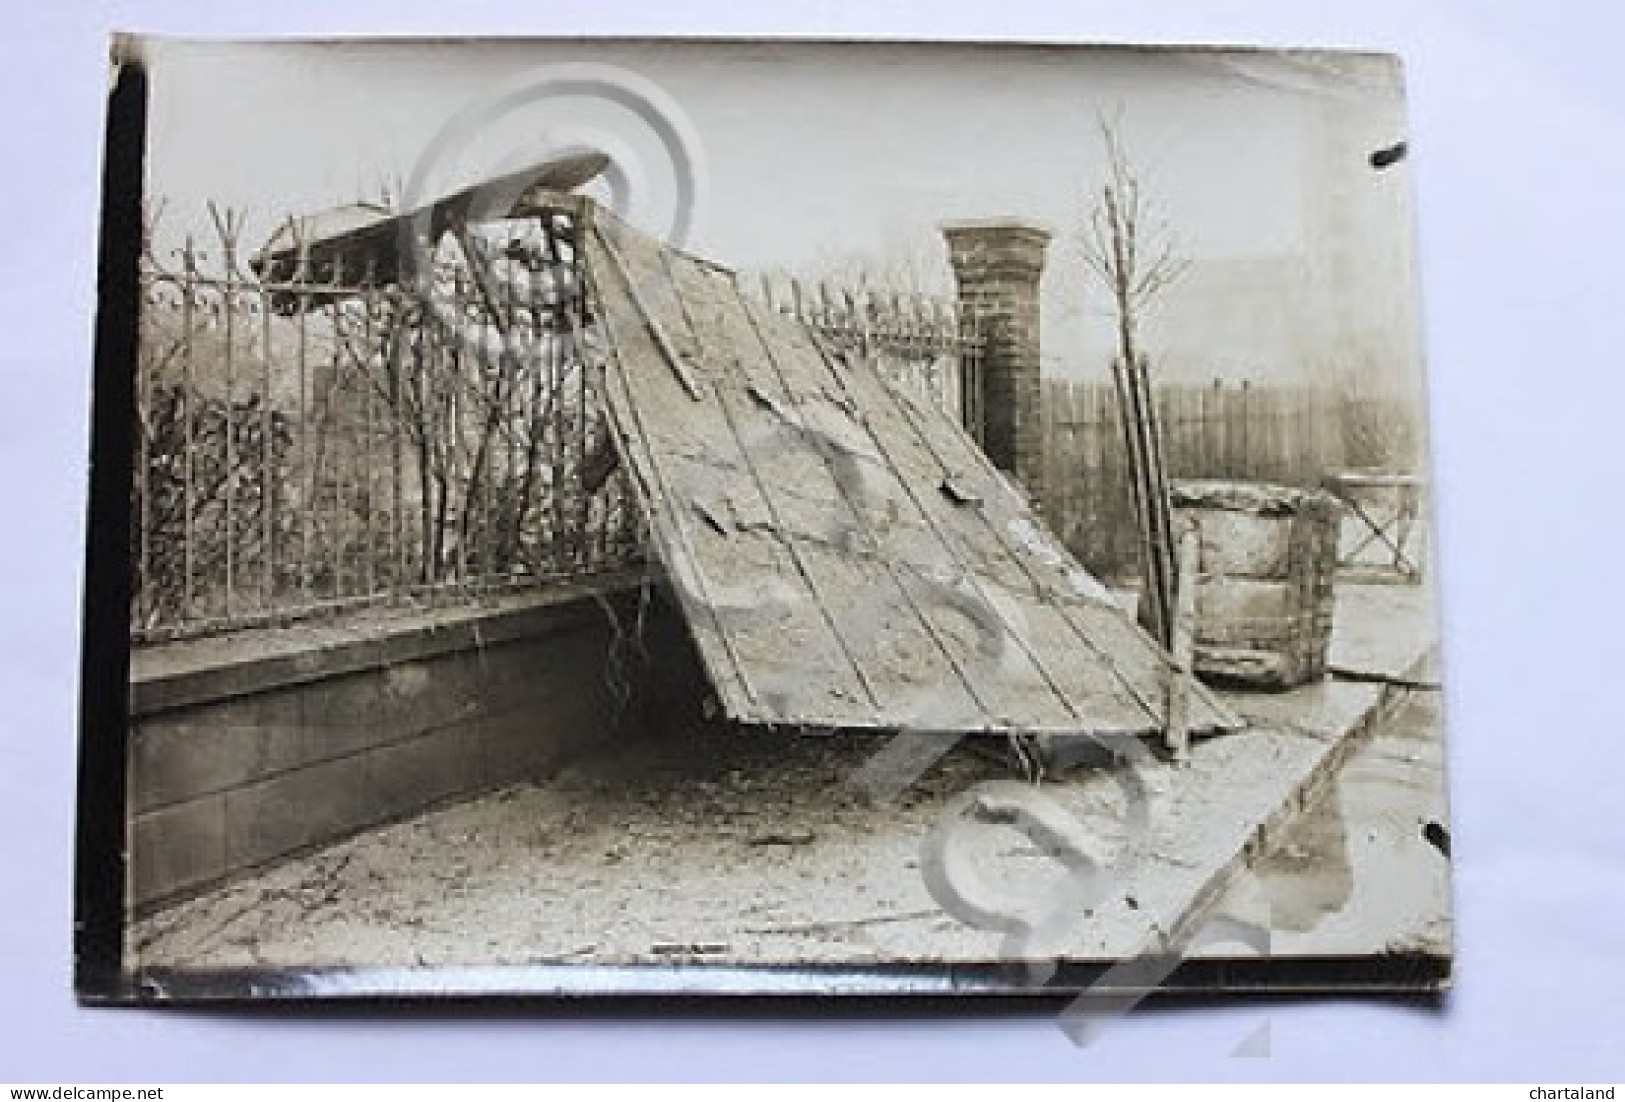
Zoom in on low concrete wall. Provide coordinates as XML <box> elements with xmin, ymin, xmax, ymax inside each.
<box><xmin>128</xmin><ymin>578</ymin><xmax>642</xmax><ymax>910</ymax></box>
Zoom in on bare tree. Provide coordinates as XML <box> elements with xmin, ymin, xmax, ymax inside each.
<box><xmin>1078</xmin><ymin>110</ymin><xmax>1191</xmax><ymax>649</ymax></box>
<box><xmin>1078</xmin><ymin>109</ymin><xmax>1190</xmax><ymax>373</ymax></box>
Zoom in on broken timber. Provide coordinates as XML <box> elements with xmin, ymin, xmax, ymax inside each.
<box><xmin>254</xmin><ymin>173</ymin><xmax>1240</xmax><ymax>744</ymax></box>
<box><xmin>250</xmin><ymin>150</ymin><xmax>611</xmax><ymax>300</ymax></box>
<box><xmin>581</xmin><ymin>199</ymin><xmax>1239</xmax><ymax>740</ymax></box>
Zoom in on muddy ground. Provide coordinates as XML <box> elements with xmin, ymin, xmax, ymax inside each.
<box><xmin>132</xmin><ymin>670</ymin><xmax>1449</xmax><ymax>973</ymax></box>
<box><xmin>132</xmin><ymin>716</ymin><xmax>1123</xmax><ymax>968</ymax></box>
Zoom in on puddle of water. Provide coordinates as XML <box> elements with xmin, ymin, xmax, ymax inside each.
<box><xmin>1235</xmin><ymin>688</ymin><xmax>1450</xmax><ymax>951</ymax></box>
<box><xmin>1253</xmin><ymin>782</ymin><xmax>1354</xmax><ymax>932</ymax></box>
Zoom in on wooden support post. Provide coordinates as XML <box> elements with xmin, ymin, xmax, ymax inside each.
<box><xmin>1111</xmin><ymin>354</ymin><xmax>1176</xmax><ymax>647</ymax></box>
<box><xmin>1136</xmin><ymin>354</ymin><xmax>1177</xmax><ymax>646</ymax></box>
<box><xmin>1165</xmin><ymin>521</ymin><xmax>1201</xmax><ymax>765</ymax></box>
<box><xmin>1110</xmin><ymin>356</ymin><xmax>1162</xmax><ymax>642</ymax></box>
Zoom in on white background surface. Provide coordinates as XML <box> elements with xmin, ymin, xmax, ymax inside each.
<box><xmin>2</xmin><ymin>0</ymin><xmax>1622</xmax><ymax>1083</ymax></box>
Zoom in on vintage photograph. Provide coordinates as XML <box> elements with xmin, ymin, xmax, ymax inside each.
<box><xmin>84</xmin><ymin>36</ymin><xmax>1450</xmax><ymax>1002</ymax></box>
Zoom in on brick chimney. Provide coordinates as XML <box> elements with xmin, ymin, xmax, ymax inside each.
<box><xmin>942</xmin><ymin>219</ymin><xmax>1051</xmax><ymax>505</ymax></box>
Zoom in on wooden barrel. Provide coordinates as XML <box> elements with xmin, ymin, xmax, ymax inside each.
<box><xmin>1170</xmin><ymin>480</ymin><xmax>1341</xmax><ymax>689</ymax></box>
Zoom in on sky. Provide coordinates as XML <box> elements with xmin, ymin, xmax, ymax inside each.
<box><xmin>136</xmin><ymin>37</ymin><xmax>1421</xmax><ymax>388</ymax></box>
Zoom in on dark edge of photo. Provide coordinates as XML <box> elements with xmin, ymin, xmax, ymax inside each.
<box><xmin>75</xmin><ymin>41</ymin><xmax>146</xmax><ymax>1004</ymax></box>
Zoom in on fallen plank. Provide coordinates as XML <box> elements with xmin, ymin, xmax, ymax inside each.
<box><xmin>584</xmin><ymin>201</ymin><xmax>1239</xmax><ymax>739</ymax></box>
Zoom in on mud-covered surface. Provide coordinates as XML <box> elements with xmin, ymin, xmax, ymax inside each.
<box><xmin>130</xmin><ymin>583</ymin><xmax>1449</xmax><ymax>974</ymax></box>
<box><xmin>130</xmin><ymin>717</ymin><xmax>1156</xmax><ymax>969</ymax></box>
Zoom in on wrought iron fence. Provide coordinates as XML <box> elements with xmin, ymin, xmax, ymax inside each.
<box><xmin>753</xmin><ymin>275</ymin><xmax>986</xmax><ymax>444</ymax></box>
<box><xmin>133</xmin><ymin>203</ymin><xmax>643</xmax><ymax>643</ymax></box>
<box><xmin>134</xmin><ymin>200</ymin><xmax>985</xmax><ymax>644</ymax></box>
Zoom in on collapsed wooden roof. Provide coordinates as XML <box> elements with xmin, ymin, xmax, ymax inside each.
<box><xmin>253</xmin><ymin>172</ymin><xmax>1239</xmax><ymax>740</ymax></box>
<box><xmin>580</xmin><ymin>200</ymin><xmax>1239</xmax><ymax>738</ymax></box>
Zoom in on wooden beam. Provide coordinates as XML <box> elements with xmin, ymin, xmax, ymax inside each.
<box><xmin>1165</xmin><ymin>521</ymin><xmax>1201</xmax><ymax>765</ymax></box>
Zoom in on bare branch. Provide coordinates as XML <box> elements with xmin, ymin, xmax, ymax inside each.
<box><xmin>1076</xmin><ymin>107</ymin><xmax>1188</xmax><ymax>368</ymax></box>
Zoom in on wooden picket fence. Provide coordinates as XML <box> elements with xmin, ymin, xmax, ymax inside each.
<box><xmin>1042</xmin><ymin>379</ymin><xmax>1401</xmax><ymax>579</ymax></box>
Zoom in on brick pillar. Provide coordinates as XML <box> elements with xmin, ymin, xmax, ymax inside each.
<box><xmin>942</xmin><ymin>219</ymin><xmax>1051</xmax><ymax>505</ymax></box>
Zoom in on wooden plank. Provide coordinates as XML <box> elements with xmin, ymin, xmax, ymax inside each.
<box><xmin>1042</xmin><ymin>380</ymin><xmax>1062</xmax><ymax>533</ymax></box>
<box><xmin>1238</xmin><ymin>381</ymin><xmax>1255</xmax><ymax>481</ymax></box>
<box><xmin>752</xmin><ymin>305</ymin><xmax>1117</xmax><ymax>730</ymax></box>
<box><xmin>811</xmin><ymin>345</ymin><xmax>1170</xmax><ymax>733</ymax></box>
<box><xmin>585</xmin><ymin>216</ymin><xmax>873</xmax><ymax>726</ymax></box>
<box><xmin>1160</xmin><ymin>385</ymin><xmax>1184</xmax><ymax>482</ymax></box>
<box><xmin>1202</xmin><ymin>380</ymin><xmax>1220</xmax><ymax>479</ymax></box>
<box><xmin>1267</xmin><ymin>387</ymin><xmax>1286</xmax><ymax>483</ymax></box>
<box><xmin>586</xmin><ymin>205</ymin><xmax>1237</xmax><ymax>737</ymax></box>
<box><xmin>586</xmin><ymin>281</ymin><xmax>758</xmax><ymax>718</ymax></box>
<box><xmin>1290</xmin><ymin>387</ymin><xmax>1310</xmax><ymax>484</ymax></box>
<box><xmin>1127</xmin><ymin>354</ymin><xmax>1176</xmax><ymax>647</ymax></box>
<box><xmin>1165</xmin><ymin>522</ymin><xmax>1201</xmax><ymax>765</ymax></box>
<box><xmin>701</xmin><ymin>274</ymin><xmax>998</xmax><ymax>728</ymax></box>
<box><xmin>1111</xmin><ymin>359</ymin><xmax>1158</xmax><ymax>635</ymax></box>
<box><xmin>1101</xmin><ymin>379</ymin><xmax>1135</xmax><ymax>575</ymax></box>
<box><xmin>665</xmin><ymin>233</ymin><xmax>1012</xmax><ymax>728</ymax></box>
<box><xmin>591</xmin><ymin>225</ymin><xmax>705</xmax><ymax>401</ymax></box>
<box><xmin>1071</xmin><ymin>382</ymin><xmax>1093</xmax><ymax>562</ymax></box>
<box><xmin>1058</xmin><ymin>382</ymin><xmax>1080</xmax><ymax>548</ymax></box>
<box><xmin>833</xmin><ymin>342</ymin><xmax>1236</xmax><ymax>734</ymax></box>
